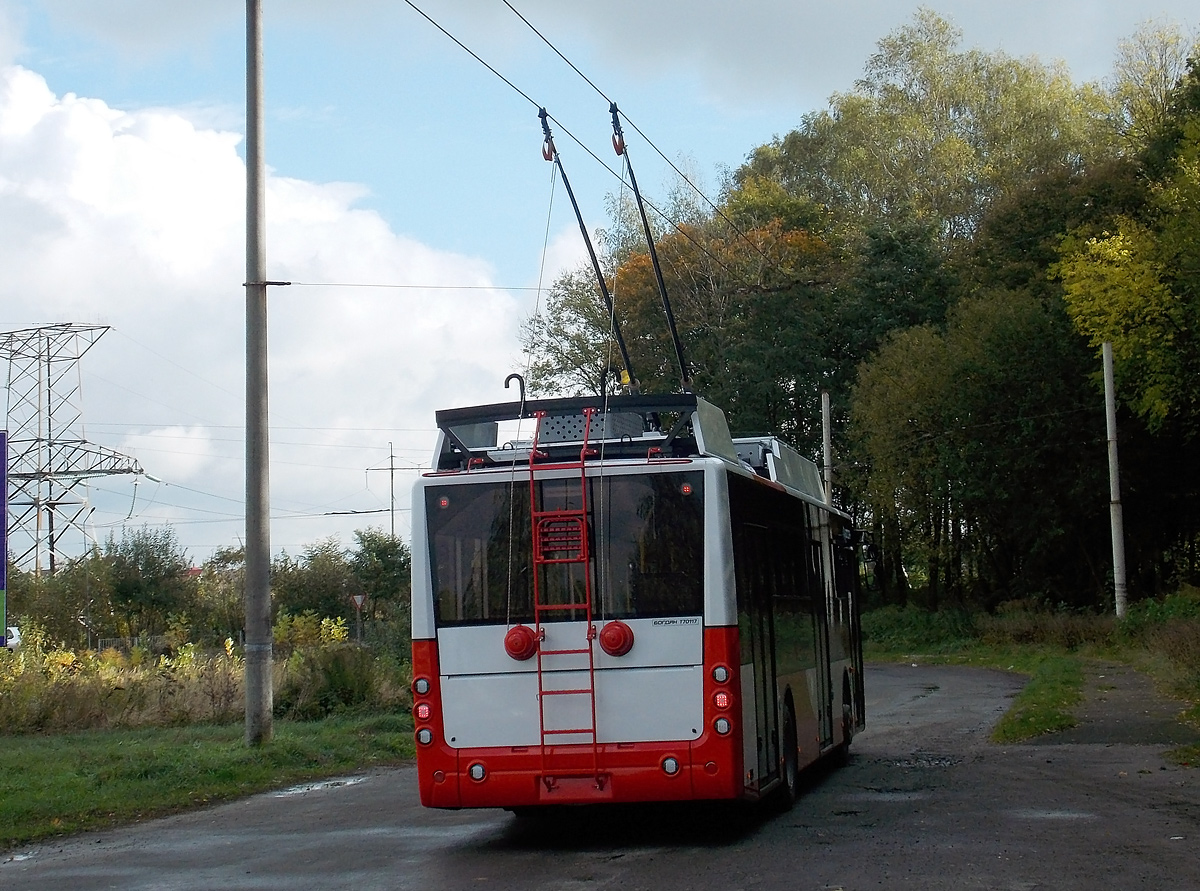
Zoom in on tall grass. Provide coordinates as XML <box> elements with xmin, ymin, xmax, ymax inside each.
<box><xmin>0</xmin><ymin>618</ymin><xmax>412</xmax><ymax>735</ymax></box>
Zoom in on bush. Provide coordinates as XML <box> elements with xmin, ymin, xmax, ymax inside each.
<box><xmin>861</xmin><ymin>605</ymin><xmax>978</xmax><ymax>653</ymax></box>
<box><xmin>976</xmin><ymin>610</ymin><xmax>1114</xmax><ymax>650</ymax></box>
<box><xmin>273</xmin><ymin>645</ymin><xmax>410</xmax><ymax>721</ymax></box>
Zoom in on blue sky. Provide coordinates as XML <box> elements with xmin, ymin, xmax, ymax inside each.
<box><xmin>1</xmin><ymin>0</ymin><xmax>1197</xmax><ymax>565</ymax></box>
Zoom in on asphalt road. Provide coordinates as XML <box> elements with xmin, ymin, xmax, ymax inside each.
<box><xmin>3</xmin><ymin>663</ymin><xmax>1197</xmax><ymax>890</ymax></box>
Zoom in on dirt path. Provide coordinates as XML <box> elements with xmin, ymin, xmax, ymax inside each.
<box><xmin>1042</xmin><ymin>660</ymin><xmax>1200</xmax><ymax>748</ymax></box>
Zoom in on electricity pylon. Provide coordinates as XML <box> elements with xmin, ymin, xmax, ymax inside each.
<box><xmin>2</xmin><ymin>323</ymin><xmax>143</xmax><ymax>574</ymax></box>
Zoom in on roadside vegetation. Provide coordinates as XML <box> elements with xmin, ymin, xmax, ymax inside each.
<box><xmin>862</xmin><ymin>590</ymin><xmax>1200</xmax><ymax>758</ymax></box>
<box><xmin>1</xmin><ymin>526</ymin><xmax>417</xmax><ymax>849</ymax></box>
<box><xmin>0</xmin><ymin>714</ymin><xmax>414</xmax><ymax>849</ymax></box>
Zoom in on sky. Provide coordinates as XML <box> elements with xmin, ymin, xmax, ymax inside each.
<box><xmin>1</xmin><ymin>0</ymin><xmax>1197</xmax><ymax>568</ymax></box>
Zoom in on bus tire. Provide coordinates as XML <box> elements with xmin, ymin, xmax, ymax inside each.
<box><xmin>835</xmin><ymin>673</ymin><xmax>856</xmax><ymax>765</ymax></box>
<box><xmin>778</xmin><ymin>700</ymin><xmax>800</xmax><ymax>810</ymax></box>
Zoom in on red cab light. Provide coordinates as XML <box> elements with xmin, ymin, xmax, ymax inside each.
<box><xmin>414</xmin><ymin>702</ymin><xmax>432</xmax><ymax>721</ymax></box>
<box><xmin>713</xmin><ymin>691</ymin><xmax>731</xmax><ymax>710</ymax></box>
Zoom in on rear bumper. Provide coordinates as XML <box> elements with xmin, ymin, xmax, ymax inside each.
<box><xmin>412</xmin><ymin>627</ymin><xmax>744</xmax><ymax>808</ymax></box>
<box><xmin>420</xmin><ymin>737</ymin><xmax>742</xmax><ymax>808</ymax></box>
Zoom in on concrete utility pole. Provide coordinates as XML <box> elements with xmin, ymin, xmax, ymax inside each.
<box><xmin>1103</xmin><ymin>342</ymin><xmax>1128</xmax><ymax>619</ymax></box>
<box><xmin>821</xmin><ymin>390</ymin><xmax>833</xmax><ymax>507</ymax></box>
<box><xmin>244</xmin><ymin>0</ymin><xmax>273</xmax><ymax>745</ymax></box>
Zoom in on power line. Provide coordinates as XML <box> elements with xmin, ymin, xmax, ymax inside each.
<box><xmin>400</xmin><ymin>0</ymin><xmax>746</xmax><ymax>283</ymax></box>
<box><xmin>501</xmin><ymin>0</ymin><xmax>776</xmax><ymax>268</ymax></box>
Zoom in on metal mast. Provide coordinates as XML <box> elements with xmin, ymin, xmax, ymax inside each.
<box><xmin>2</xmin><ymin>324</ymin><xmax>143</xmax><ymax>574</ymax></box>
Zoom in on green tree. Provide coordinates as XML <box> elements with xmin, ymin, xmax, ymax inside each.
<box><xmin>351</xmin><ymin>528</ymin><xmax>411</xmax><ymax>619</ymax></box>
<box><xmin>737</xmin><ymin>10</ymin><xmax>1116</xmax><ymax>242</ymax></box>
<box><xmin>105</xmin><ymin>526</ymin><xmax>194</xmax><ymax>639</ymax></box>
<box><xmin>195</xmin><ymin>546</ymin><xmax>245</xmax><ymax>645</ymax></box>
<box><xmin>271</xmin><ymin>538</ymin><xmax>355</xmax><ymax>621</ymax></box>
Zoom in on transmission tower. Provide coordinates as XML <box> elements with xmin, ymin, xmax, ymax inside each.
<box><xmin>2</xmin><ymin>323</ymin><xmax>144</xmax><ymax>574</ymax></box>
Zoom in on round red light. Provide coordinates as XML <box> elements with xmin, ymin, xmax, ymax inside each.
<box><xmin>438</xmin><ymin>496</ymin><xmax>449</xmax><ymax>509</ymax></box>
<box><xmin>414</xmin><ymin>702</ymin><xmax>432</xmax><ymax>721</ymax></box>
<box><xmin>714</xmin><ymin>691</ymin><xmax>731</xmax><ymax>710</ymax></box>
<box><xmin>504</xmin><ymin>624</ymin><xmax>539</xmax><ymax>661</ymax></box>
<box><xmin>680</xmin><ymin>483</ymin><xmax>692</xmax><ymax>495</ymax></box>
<box><xmin>598</xmin><ymin>620</ymin><xmax>635</xmax><ymax>657</ymax></box>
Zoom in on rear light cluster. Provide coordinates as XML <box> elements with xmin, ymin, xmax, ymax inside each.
<box><xmin>413</xmin><ymin>677</ymin><xmax>435</xmax><ymax>746</ymax></box>
<box><xmin>711</xmin><ymin>664</ymin><xmax>733</xmax><ymax>736</ymax></box>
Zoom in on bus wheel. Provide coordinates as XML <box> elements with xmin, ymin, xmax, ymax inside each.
<box><xmin>778</xmin><ymin>701</ymin><xmax>800</xmax><ymax>810</ymax></box>
<box><xmin>835</xmin><ymin>675</ymin><xmax>856</xmax><ymax>765</ymax></box>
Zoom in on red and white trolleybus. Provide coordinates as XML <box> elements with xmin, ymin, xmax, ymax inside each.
<box><xmin>410</xmin><ymin>393</ymin><xmax>864</xmax><ymax>809</ymax></box>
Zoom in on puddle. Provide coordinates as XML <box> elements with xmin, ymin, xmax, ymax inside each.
<box><xmin>1011</xmin><ymin>808</ymin><xmax>1097</xmax><ymax>821</ymax></box>
<box><xmin>843</xmin><ymin>790</ymin><xmax>930</xmax><ymax>802</ymax></box>
<box><xmin>274</xmin><ymin>777</ymin><xmax>366</xmax><ymax>797</ymax></box>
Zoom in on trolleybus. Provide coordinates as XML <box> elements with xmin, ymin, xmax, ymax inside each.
<box><xmin>410</xmin><ymin>393</ymin><xmax>864</xmax><ymax>809</ymax></box>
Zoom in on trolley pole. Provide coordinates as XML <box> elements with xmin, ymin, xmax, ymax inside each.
<box><xmin>244</xmin><ymin>0</ymin><xmax>273</xmax><ymax>745</ymax></box>
<box><xmin>1103</xmin><ymin>342</ymin><xmax>1128</xmax><ymax>619</ymax></box>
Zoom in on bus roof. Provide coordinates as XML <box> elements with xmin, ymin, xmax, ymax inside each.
<box><xmin>430</xmin><ymin>393</ymin><xmax>840</xmax><ymax>513</ymax></box>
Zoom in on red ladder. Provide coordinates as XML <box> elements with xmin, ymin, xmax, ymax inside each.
<box><xmin>528</xmin><ymin>408</ymin><xmax>605</xmax><ymax>792</ymax></box>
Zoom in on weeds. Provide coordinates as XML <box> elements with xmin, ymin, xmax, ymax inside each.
<box><xmin>0</xmin><ymin>614</ymin><xmax>412</xmax><ymax>734</ymax></box>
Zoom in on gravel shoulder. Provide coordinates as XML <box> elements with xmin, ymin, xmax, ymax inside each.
<box><xmin>1039</xmin><ymin>659</ymin><xmax>1200</xmax><ymax>748</ymax></box>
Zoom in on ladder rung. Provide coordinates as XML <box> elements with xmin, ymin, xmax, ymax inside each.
<box><xmin>539</xmin><ymin>647</ymin><xmax>591</xmax><ymax>656</ymax></box>
<box><xmin>534</xmin><ymin>602</ymin><xmax>589</xmax><ymax>611</ymax></box>
<box><xmin>543</xmin><ymin>728</ymin><xmax>596</xmax><ymax>736</ymax></box>
<box><xmin>541</xmin><ymin>687</ymin><xmax>593</xmax><ymax>696</ymax></box>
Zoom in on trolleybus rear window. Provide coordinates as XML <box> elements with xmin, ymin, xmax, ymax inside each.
<box><xmin>427</xmin><ymin>472</ymin><xmax>704</xmax><ymax>625</ymax></box>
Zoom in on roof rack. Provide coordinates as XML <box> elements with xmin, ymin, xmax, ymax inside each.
<box><xmin>432</xmin><ymin>394</ymin><xmax>739</xmax><ymax>471</ymax></box>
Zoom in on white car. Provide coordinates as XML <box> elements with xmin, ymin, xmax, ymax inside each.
<box><xmin>4</xmin><ymin>627</ymin><xmax>19</xmax><ymax>649</ymax></box>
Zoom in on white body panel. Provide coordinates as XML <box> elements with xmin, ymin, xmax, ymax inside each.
<box><xmin>441</xmin><ymin>665</ymin><xmax>703</xmax><ymax>748</ymax></box>
<box><xmin>437</xmin><ymin>619</ymin><xmax>705</xmax><ymax>749</ymax></box>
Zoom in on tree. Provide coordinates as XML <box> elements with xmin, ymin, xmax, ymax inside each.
<box><xmin>1110</xmin><ymin>20</ymin><xmax>1200</xmax><ymax>152</ymax></box>
<box><xmin>521</xmin><ymin>267</ymin><xmax>631</xmax><ymax>397</ymax></box>
<box><xmin>195</xmin><ymin>546</ymin><xmax>245</xmax><ymax>644</ymax></box>
<box><xmin>105</xmin><ymin>525</ymin><xmax>193</xmax><ymax>639</ymax></box>
<box><xmin>737</xmin><ymin>10</ymin><xmax>1117</xmax><ymax>242</ymax></box>
<box><xmin>271</xmin><ymin>538</ymin><xmax>356</xmax><ymax>621</ymax></box>
<box><xmin>351</xmin><ymin>528</ymin><xmax>411</xmax><ymax>620</ymax></box>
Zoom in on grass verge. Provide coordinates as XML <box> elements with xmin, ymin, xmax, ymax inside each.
<box><xmin>0</xmin><ymin>712</ymin><xmax>414</xmax><ymax>850</ymax></box>
<box><xmin>864</xmin><ymin>640</ymin><xmax>1087</xmax><ymax>744</ymax></box>
<box><xmin>987</xmin><ymin>653</ymin><xmax>1083</xmax><ymax>743</ymax></box>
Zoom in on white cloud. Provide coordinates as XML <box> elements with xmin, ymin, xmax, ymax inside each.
<box><xmin>120</xmin><ymin>425</ymin><xmax>218</xmax><ymax>480</ymax></box>
<box><xmin>17</xmin><ymin>1</ymin><xmax>1199</xmax><ymax>116</ymax></box>
<box><xmin>0</xmin><ymin>63</ymin><xmax>521</xmax><ymax>559</ymax></box>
